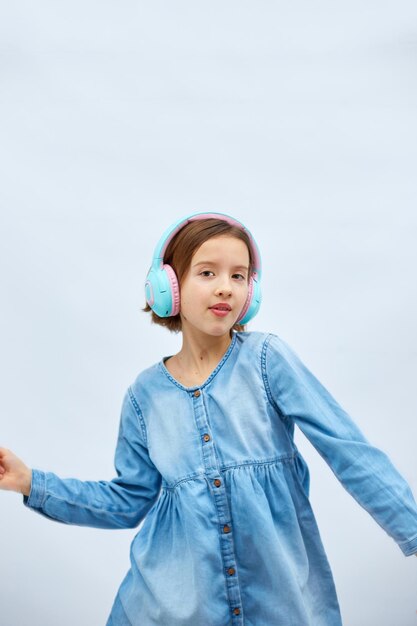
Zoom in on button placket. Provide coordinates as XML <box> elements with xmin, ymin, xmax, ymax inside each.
<box><xmin>190</xmin><ymin>387</ymin><xmax>243</xmax><ymax>624</ymax></box>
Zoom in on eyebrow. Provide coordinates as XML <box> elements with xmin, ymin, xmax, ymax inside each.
<box><xmin>192</xmin><ymin>261</ymin><xmax>249</xmax><ymax>272</ymax></box>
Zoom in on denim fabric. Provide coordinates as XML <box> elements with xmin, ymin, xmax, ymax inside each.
<box><xmin>24</xmin><ymin>331</ymin><xmax>417</xmax><ymax>625</ymax></box>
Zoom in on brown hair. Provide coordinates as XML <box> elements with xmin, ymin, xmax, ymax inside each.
<box><xmin>142</xmin><ymin>218</ymin><xmax>254</xmax><ymax>334</ymax></box>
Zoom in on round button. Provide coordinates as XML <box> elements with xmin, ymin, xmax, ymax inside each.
<box><xmin>203</xmin><ymin>434</ymin><xmax>211</xmax><ymax>442</ymax></box>
<box><xmin>233</xmin><ymin>608</ymin><xmax>241</xmax><ymax>615</ymax></box>
<box><xmin>227</xmin><ymin>567</ymin><xmax>235</xmax><ymax>576</ymax></box>
<box><xmin>213</xmin><ymin>479</ymin><xmax>221</xmax><ymax>487</ymax></box>
<box><xmin>223</xmin><ymin>524</ymin><xmax>231</xmax><ymax>533</ymax></box>
<box><xmin>194</xmin><ymin>390</ymin><xmax>201</xmax><ymax>397</ymax></box>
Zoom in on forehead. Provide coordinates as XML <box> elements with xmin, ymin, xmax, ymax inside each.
<box><xmin>192</xmin><ymin>235</ymin><xmax>250</xmax><ymax>263</ymax></box>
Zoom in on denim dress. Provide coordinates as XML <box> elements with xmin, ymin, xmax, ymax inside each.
<box><xmin>24</xmin><ymin>331</ymin><xmax>417</xmax><ymax>625</ymax></box>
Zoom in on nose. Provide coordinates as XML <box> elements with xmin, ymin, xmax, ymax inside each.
<box><xmin>214</xmin><ymin>275</ymin><xmax>232</xmax><ymax>297</ymax></box>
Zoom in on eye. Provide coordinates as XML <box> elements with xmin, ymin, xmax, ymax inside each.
<box><xmin>233</xmin><ymin>273</ymin><xmax>246</xmax><ymax>280</ymax></box>
<box><xmin>200</xmin><ymin>270</ymin><xmax>214</xmax><ymax>277</ymax></box>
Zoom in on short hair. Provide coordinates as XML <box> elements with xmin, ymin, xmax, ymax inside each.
<box><xmin>142</xmin><ymin>218</ymin><xmax>254</xmax><ymax>333</ymax></box>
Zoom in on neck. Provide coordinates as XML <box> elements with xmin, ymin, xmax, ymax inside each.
<box><xmin>175</xmin><ymin>328</ymin><xmax>233</xmax><ymax>377</ymax></box>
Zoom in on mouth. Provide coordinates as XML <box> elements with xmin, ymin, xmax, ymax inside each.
<box><xmin>209</xmin><ymin>304</ymin><xmax>232</xmax><ymax>311</ymax></box>
<box><xmin>209</xmin><ymin>304</ymin><xmax>232</xmax><ymax>318</ymax></box>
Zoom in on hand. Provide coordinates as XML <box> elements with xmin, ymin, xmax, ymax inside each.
<box><xmin>0</xmin><ymin>448</ymin><xmax>32</xmax><ymax>496</ymax></box>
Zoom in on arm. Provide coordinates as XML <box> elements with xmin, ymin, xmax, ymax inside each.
<box><xmin>1</xmin><ymin>388</ymin><xmax>162</xmax><ymax>529</ymax></box>
<box><xmin>262</xmin><ymin>333</ymin><xmax>417</xmax><ymax>557</ymax></box>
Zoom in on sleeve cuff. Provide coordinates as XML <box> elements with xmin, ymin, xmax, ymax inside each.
<box><xmin>398</xmin><ymin>534</ymin><xmax>417</xmax><ymax>556</ymax></box>
<box><xmin>23</xmin><ymin>469</ymin><xmax>46</xmax><ymax>509</ymax></box>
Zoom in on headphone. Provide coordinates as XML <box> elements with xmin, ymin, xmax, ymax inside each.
<box><xmin>144</xmin><ymin>211</ymin><xmax>262</xmax><ymax>325</ymax></box>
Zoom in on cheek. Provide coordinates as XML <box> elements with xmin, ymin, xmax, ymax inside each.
<box><xmin>180</xmin><ymin>283</ymin><xmax>207</xmax><ymax>311</ymax></box>
<box><xmin>180</xmin><ymin>283</ymin><xmax>198</xmax><ymax>305</ymax></box>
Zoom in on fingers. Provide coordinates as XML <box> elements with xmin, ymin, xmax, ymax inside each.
<box><xmin>0</xmin><ymin>448</ymin><xmax>10</xmax><ymax>463</ymax></box>
<box><xmin>0</xmin><ymin>452</ymin><xmax>6</xmax><ymax>476</ymax></box>
<box><xmin>0</xmin><ymin>448</ymin><xmax>11</xmax><ymax>476</ymax></box>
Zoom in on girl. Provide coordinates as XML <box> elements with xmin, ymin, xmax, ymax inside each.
<box><xmin>1</xmin><ymin>211</ymin><xmax>416</xmax><ymax>626</ymax></box>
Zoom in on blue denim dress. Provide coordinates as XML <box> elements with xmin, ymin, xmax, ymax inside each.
<box><xmin>24</xmin><ymin>331</ymin><xmax>417</xmax><ymax>625</ymax></box>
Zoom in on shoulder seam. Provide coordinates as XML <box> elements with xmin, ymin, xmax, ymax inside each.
<box><xmin>127</xmin><ymin>386</ymin><xmax>149</xmax><ymax>445</ymax></box>
<box><xmin>261</xmin><ymin>333</ymin><xmax>288</xmax><ymax>422</ymax></box>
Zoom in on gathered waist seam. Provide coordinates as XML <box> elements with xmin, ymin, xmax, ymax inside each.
<box><xmin>161</xmin><ymin>453</ymin><xmax>298</xmax><ymax>490</ymax></box>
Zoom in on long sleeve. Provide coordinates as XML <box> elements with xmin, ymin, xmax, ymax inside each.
<box><xmin>23</xmin><ymin>387</ymin><xmax>162</xmax><ymax>529</ymax></box>
<box><xmin>263</xmin><ymin>332</ymin><xmax>417</xmax><ymax>557</ymax></box>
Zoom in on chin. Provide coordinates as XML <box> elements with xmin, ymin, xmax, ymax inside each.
<box><xmin>210</xmin><ymin>325</ymin><xmax>234</xmax><ymax>337</ymax></box>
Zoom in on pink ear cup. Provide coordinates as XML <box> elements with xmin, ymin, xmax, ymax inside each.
<box><xmin>163</xmin><ymin>264</ymin><xmax>181</xmax><ymax>316</ymax></box>
<box><xmin>237</xmin><ymin>277</ymin><xmax>254</xmax><ymax>323</ymax></box>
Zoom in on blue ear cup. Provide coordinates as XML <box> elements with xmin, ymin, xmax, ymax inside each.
<box><xmin>144</xmin><ymin>264</ymin><xmax>180</xmax><ymax>318</ymax></box>
<box><xmin>237</xmin><ymin>274</ymin><xmax>262</xmax><ymax>325</ymax></box>
<box><xmin>145</xmin><ymin>211</ymin><xmax>262</xmax><ymax>324</ymax></box>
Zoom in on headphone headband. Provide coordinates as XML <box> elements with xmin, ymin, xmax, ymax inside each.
<box><xmin>151</xmin><ymin>211</ymin><xmax>262</xmax><ymax>278</ymax></box>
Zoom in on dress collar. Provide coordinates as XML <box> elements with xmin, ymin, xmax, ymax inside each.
<box><xmin>159</xmin><ymin>331</ymin><xmax>238</xmax><ymax>391</ymax></box>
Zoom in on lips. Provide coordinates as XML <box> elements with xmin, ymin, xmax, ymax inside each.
<box><xmin>210</xmin><ymin>304</ymin><xmax>232</xmax><ymax>311</ymax></box>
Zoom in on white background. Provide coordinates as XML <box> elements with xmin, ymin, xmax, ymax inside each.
<box><xmin>1</xmin><ymin>2</ymin><xmax>416</xmax><ymax>625</ymax></box>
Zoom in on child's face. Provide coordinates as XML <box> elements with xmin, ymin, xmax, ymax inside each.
<box><xmin>179</xmin><ymin>235</ymin><xmax>250</xmax><ymax>339</ymax></box>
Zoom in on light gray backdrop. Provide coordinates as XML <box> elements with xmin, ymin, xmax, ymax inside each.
<box><xmin>1</xmin><ymin>2</ymin><xmax>416</xmax><ymax>625</ymax></box>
